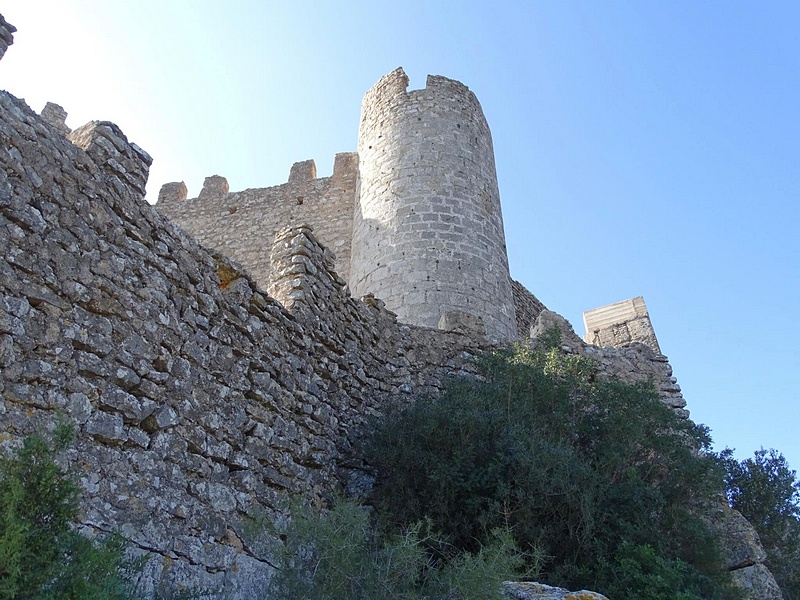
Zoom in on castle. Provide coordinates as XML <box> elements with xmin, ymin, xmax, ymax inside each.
<box><xmin>157</xmin><ymin>68</ymin><xmax>522</xmax><ymax>343</ymax></box>
<box><xmin>0</xmin><ymin>16</ymin><xmax>782</xmax><ymax>598</ymax></box>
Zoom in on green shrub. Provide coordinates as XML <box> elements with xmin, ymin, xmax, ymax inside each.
<box><xmin>722</xmin><ymin>448</ymin><xmax>800</xmax><ymax>599</ymax></box>
<box><xmin>361</xmin><ymin>344</ymin><xmax>738</xmax><ymax>599</ymax></box>
<box><xmin>268</xmin><ymin>497</ymin><xmax>527</xmax><ymax>600</ymax></box>
<box><xmin>0</xmin><ymin>423</ymin><xmax>135</xmax><ymax>599</ymax></box>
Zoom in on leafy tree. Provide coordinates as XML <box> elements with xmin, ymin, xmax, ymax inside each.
<box><xmin>361</xmin><ymin>343</ymin><xmax>739</xmax><ymax>599</ymax></box>
<box><xmin>722</xmin><ymin>448</ymin><xmax>800</xmax><ymax>599</ymax></box>
<box><xmin>0</xmin><ymin>424</ymin><xmax>134</xmax><ymax>599</ymax></box>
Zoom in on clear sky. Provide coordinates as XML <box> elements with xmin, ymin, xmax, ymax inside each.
<box><xmin>2</xmin><ymin>1</ymin><xmax>798</xmax><ymax>471</ymax></box>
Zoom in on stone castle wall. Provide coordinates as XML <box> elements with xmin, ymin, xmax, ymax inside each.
<box><xmin>0</xmin><ymin>89</ymin><xmax>487</xmax><ymax>596</ymax></box>
<box><xmin>161</xmin><ymin>68</ymin><xmax>520</xmax><ymax>343</ymax></box>
<box><xmin>351</xmin><ymin>68</ymin><xmax>517</xmax><ymax>341</ymax></box>
<box><xmin>157</xmin><ymin>152</ymin><xmax>358</xmax><ymax>286</ymax></box>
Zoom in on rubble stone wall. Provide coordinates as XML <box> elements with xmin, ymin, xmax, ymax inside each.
<box><xmin>0</xmin><ymin>24</ymin><xmax>780</xmax><ymax>598</ymax></box>
<box><xmin>0</xmin><ymin>13</ymin><xmax>15</xmax><ymax>61</ymax></box>
<box><xmin>0</xmin><ymin>90</ymin><xmax>486</xmax><ymax>596</ymax></box>
<box><xmin>512</xmin><ymin>278</ymin><xmax>547</xmax><ymax>339</ymax></box>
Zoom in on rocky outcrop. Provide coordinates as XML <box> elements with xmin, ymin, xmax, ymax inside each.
<box><xmin>731</xmin><ymin>564</ymin><xmax>784</xmax><ymax>600</ymax></box>
<box><xmin>503</xmin><ymin>582</ymin><xmax>608</xmax><ymax>600</ymax></box>
<box><xmin>707</xmin><ymin>499</ymin><xmax>783</xmax><ymax>599</ymax></box>
<box><xmin>40</xmin><ymin>102</ymin><xmax>71</xmax><ymax>135</ymax></box>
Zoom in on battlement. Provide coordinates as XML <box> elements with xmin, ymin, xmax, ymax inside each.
<box><xmin>359</xmin><ymin>66</ymin><xmax>410</xmax><ymax>110</ymax></box>
<box><xmin>157</xmin><ymin>152</ymin><xmax>359</xmax><ymax>284</ymax></box>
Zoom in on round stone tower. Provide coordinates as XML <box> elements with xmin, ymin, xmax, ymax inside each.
<box><xmin>350</xmin><ymin>68</ymin><xmax>516</xmax><ymax>341</ymax></box>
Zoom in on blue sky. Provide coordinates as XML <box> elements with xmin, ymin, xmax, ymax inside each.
<box><xmin>2</xmin><ymin>1</ymin><xmax>798</xmax><ymax>471</ymax></box>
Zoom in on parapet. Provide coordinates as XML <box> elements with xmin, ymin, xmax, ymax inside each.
<box><xmin>583</xmin><ymin>296</ymin><xmax>662</xmax><ymax>354</ymax></box>
<box><xmin>360</xmin><ymin>67</ymin><xmax>410</xmax><ymax>111</ymax></box>
<box><xmin>332</xmin><ymin>152</ymin><xmax>358</xmax><ymax>180</ymax></box>
<box><xmin>425</xmin><ymin>73</ymin><xmax>473</xmax><ymax>97</ymax></box>
<box><xmin>0</xmin><ymin>14</ymin><xmax>15</xmax><ymax>61</ymax></box>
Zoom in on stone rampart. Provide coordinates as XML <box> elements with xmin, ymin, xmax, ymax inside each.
<box><xmin>0</xmin><ymin>90</ymin><xmax>486</xmax><ymax>596</ymax></box>
<box><xmin>531</xmin><ymin>310</ymin><xmax>686</xmax><ymax>415</ymax></box>
<box><xmin>157</xmin><ymin>152</ymin><xmax>358</xmax><ymax>286</ymax></box>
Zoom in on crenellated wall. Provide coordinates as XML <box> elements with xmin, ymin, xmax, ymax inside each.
<box><xmin>157</xmin><ymin>152</ymin><xmax>359</xmax><ymax>286</ymax></box>
<box><xmin>160</xmin><ymin>68</ymin><xmax>521</xmax><ymax>343</ymax></box>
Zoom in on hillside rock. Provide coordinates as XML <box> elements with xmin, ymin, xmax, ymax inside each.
<box><xmin>503</xmin><ymin>582</ymin><xmax>608</xmax><ymax>600</ymax></box>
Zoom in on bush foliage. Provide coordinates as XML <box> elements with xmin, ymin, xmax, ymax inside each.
<box><xmin>0</xmin><ymin>424</ymin><xmax>134</xmax><ymax>600</ymax></box>
<box><xmin>361</xmin><ymin>342</ymin><xmax>739</xmax><ymax>599</ymax></box>
<box><xmin>722</xmin><ymin>447</ymin><xmax>800</xmax><ymax>599</ymax></box>
<box><xmin>268</xmin><ymin>497</ymin><xmax>526</xmax><ymax>600</ymax></box>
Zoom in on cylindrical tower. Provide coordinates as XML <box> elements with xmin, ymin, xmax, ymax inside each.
<box><xmin>350</xmin><ymin>68</ymin><xmax>516</xmax><ymax>341</ymax></box>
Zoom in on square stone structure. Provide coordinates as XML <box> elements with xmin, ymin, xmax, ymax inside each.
<box><xmin>582</xmin><ymin>296</ymin><xmax>661</xmax><ymax>353</ymax></box>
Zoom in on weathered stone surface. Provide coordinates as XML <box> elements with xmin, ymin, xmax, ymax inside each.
<box><xmin>703</xmin><ymin>496</ymin><xmax>784</xmax><ymax>599</ymax></box>
<box><xmin>708</xmin><ymin>500</ymin><xmax>767</xmax><ymax>570</ymax></box>
<box><xmin>159</xmin><ymin>153</ymin><xmax>359</xmax><ymax>289</ymax></box>
<box><xmin>0</xmin><ymin>14</ymin><xmax>15</xmax><ymax>61</ymax></box>
<box><xmin>531</xmin><ymin>308</ymin><xmax>688</xmax><ymax>415</ymax></box>
<box><xmin>583</xmin><ymin>296</ymin><xmax>661</xmax><ymax>354</ymax></box>
<box><xmin>438</xmin><ymin>309</ymin><xmax>486</xmax><ymax>338</ymax></box>
<box><xmin>513</xmin><ymin>278</ymin><xmax>547</xmax><ymax>339</ymax></box>
<box><xmin>352</xmin><ymin>68</ymin><xmax>516</xmax><ymax>341</ymax></box>
<box><xmin>197</xmin><ymin>174</ymin><xmax>229</xmax><ymax>202</ymax></box>
<box><xmin>503</xmin><ymin>581</ymin><xmax>608</xmax><ymax>599</ymax></box>
<box><xmin>730</xmin><ymin>563</ymin><xmax>784</xmax><ymax>600</ymax></box>
<box><xmin>157</xmin><ymin>181</ymin><xmax>188</xmax><ymax>204</ymax></box>
<box><xmin>0</xmin><ymin>37</ymin><xmax>783</xmax><ymax>597</ymax></box>
<box><xmin>40</xmin><ymin>102</ymin><xmax>71</xmax><ymax>135</ymax></box>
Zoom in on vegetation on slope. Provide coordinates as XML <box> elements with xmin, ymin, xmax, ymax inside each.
<box><xmin>721</xmin><ymin>448</ymin><xmax>800</xmax><ymax>599</ymax></box>
<box><xmin>360</xmin><ymin>340</ymin><xmax>740</xmax><ymax>599</ymax></box>
<box><xmin>3</xmin><ymin>341</ymin><xmax>799</xmax><ymax>600</ymax></box>
<box><xmin>0</xmin><ymin>423</ymin><xmax>135</xmax><ymax>600</ymax></box>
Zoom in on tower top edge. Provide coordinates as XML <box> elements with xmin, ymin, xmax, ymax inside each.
<box><xmin>362</xmin><ymin>68</ymin><xmax>477</xmax><ymax>111</ymax></box>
